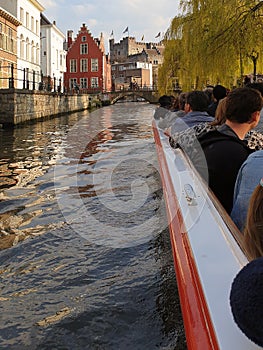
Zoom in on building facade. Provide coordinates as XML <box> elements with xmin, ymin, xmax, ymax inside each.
<box><xmin>64</xmin><ymin>23</ymin><xmax>111</xmax><ymax>93</ymax></box>
<box><xmin>0</xmin><ymin>7</ymin><xmax>21</xmax><ymax>88</ymax></box>
<box><xmin>109</xmin><ymin>36</ymin><xmax>164</xmax><ymax>89</ymax></box>
<box><xmin>111</xmin><ymin>61</ymin><xmax>152</xmax><ymax>90</ymax></box>
<box><xmin>40</xmin><ymin>14</ymin><xmax>66</xmax><ymax>91</ymax></box>
<box><xmin>0</xmin><ymin>0</ymin><xmax>44</xmax><ymax>89</ymax></box>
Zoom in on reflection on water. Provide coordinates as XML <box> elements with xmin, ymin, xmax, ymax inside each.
<box><xmin>0</xmin><ymin>103</ymin><xmax>186</xmax><ymax>349</ymax></box>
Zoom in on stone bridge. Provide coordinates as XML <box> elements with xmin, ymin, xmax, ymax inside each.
<box><xmin>101</xmin><ymin>89</ymin><xmax>160</xmax><ymax>104</ymax></box>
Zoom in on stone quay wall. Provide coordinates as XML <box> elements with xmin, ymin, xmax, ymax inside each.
<box><xmin>0</xmin><ymin>89</ymin><xmax>94</xmax><ymax>127</ymax></box>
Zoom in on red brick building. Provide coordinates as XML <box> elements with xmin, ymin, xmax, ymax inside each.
<box><xmin>0</xmin><ymin>7</ymin><xmax>21</xmax><ymax>88</ymax></box>
<box><xmin>64</xmin><ymin>23</ymin><xmax>111</xmax><ymax>93</ymax></box>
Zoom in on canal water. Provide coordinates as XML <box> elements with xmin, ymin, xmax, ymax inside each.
<box><xmin>0</xmin><ymin>103</ymin><xmax>187</xmax><ymax>350</ymax></box>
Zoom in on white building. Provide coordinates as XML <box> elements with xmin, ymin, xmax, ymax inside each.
<box><xmin>40</xmin><ymin>14</ymin><xmax>66</xmax><ymax>92</ymax></box>
<box><xmin>0</xmin><ymin>0</ymin><xmax>44</xmax><ymax>89</ymax></box>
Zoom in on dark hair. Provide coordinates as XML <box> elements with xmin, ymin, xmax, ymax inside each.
<box><xmin>213</xmin><ymin>84</ymin><xmax>227</xmax><ymax>101</ymax></box>
<box><xmin>158</xmin><ymin>95</ymin><xmax>172</xmax><ymax>108</ymax></box>
<box><xmin>246</xmin><ymin>82</ymin><xmax>263</xmax><ymax>97</ymax></box>
<box><xmin>185</xmin><ymin>90</ymin><xmax>209</xmax><ymax>112</ymax></box>
<box><xmin>225</xmin><ymin>87</ymin><xmax>263</xmax><ymax>123</ymax></box>
<box><xmin>230</xmin><ymin>257</ymin><xmax>263</xmax><ymax>347</ymax></box>
<box><xmin>178</xmin><ymin>92</ymin><xmax>187</xmax><ymax>110</ymax></box>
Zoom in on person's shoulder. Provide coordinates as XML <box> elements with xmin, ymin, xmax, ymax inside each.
<box><xmin>198</xmin><ymin>129</ymin><xmax>250</xmax><ymax>153</ymax></box>
<box><xmin>246</xmin><ymin>130</ymin><xmax>263</xmax><ymax>150</ymax></box>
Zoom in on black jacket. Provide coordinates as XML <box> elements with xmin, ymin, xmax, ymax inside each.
<box><xmin>194</xmin><ymin>125</ymin><xmax>253</xmax><ymax>213</ymax></box>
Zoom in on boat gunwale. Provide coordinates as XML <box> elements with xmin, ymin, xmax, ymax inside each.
<box><xmin>152</xmin><ymin>121</ymin><xmax>261</xmax><ymax>350</ymax></box>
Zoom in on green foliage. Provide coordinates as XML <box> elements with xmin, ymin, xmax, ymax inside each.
<box><xmin>159</xmin><ymin>0</ymin><xmax>263</xmax><ymax>92</ymax></box>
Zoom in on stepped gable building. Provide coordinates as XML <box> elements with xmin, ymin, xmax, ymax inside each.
<box><xmin>0</xmin><ymin>7</ymin><xmax>21</xmax><ymax>88</ymax></box>
<box><xmin>109</xmin><ymin>36</ymin><xmax>164</xmax><ymax>89</ymax></box>
<box><xmin>64</xmin><ymin>23</ymin><xmax>111</xmax><ymax>92</ymax></box>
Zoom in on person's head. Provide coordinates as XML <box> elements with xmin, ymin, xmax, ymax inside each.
<box><xmin>158</xmin><ymin>95</ymin><xmax>172</xmax><ymax>109</ymax></box>
<box><xmin>243</xmin><ymin>181</ymin><xmax>263</xmax><ymax>260</ymax></box>
<box><xmin>170</xmin><ymin>95</ymin><xmax>179</xmax><ymax>110</ymax></box>
<box><xmin>246</xmin><ymin>82</ymin><xmax>263</xmax><ymax>97</ymax></box>
<box><xmin>203</xmin><ymin>87</ymin><xmax>214</xmax><ymax>103</ymax></box>
<box><xmin>230</xmin><ymin>257</ymin><xmax>263</xmax><ymax>347</ymax></box>
<box><xmin>178</xmin><ymin>92</ymin><xmax>187</xmax><ymax>111</ymax></box>
<box><xmin>210</xmin><ymin>96</ymin><xmax>227</xmax><ymax>126</ymax></box>
<box><xmin>225</xmin><ymin>87</ymin><xmax>263</xmax><ymax>125</ymax></box>
<box><xmin>212</xmin><ymin>84</ymin><xmax>227</xmax><ymax>102</ymax></box>
<box><xmin>184</xmin><ymin>90</ymin><xmax>209</xmax><ymax>113</ymax></box>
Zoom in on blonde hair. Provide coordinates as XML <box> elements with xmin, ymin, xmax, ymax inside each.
<box><xmin>210</xmin><ymin>97</ymin><xmax>227</xmax><ymax>126</ymax></box>
<box><xmin>243</xmin><ymin>184</ymin><xmax>263</xmax><ymax>260</ymax></box>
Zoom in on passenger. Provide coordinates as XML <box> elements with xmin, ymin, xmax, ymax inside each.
<box><xmin>207</xmin><ymin>84</ymin><xmax>227</xmax><ymax>117</ymax></box>
<box><xmin>170</xmin><ymin>95</ymin><xmax>263</xmax><ymax>152</ymax></box>
<box><xmin>194</xmin><ymin>87</ymin><xmax>263</xmax><ymax>214</ymax></box>
<box><xmin>169</xmin><ymin>96</ymin><xmax>227</xmax><ymax>150</ymax></box>
<box><xmin>153</xmin><ymin>95</ymin><xmax>172</xmax><ymax>120</ymax></box>
<box><xmin>159</xmin><ymin>92</ymin><xmax>187</xmax><ymax>131</ymax></box>
<box><xmin>246</xmin><ymin>82</ymin><xmax>263</xmax><ymax>119</ymax></box>
<box><xmin>242</xmin><ymin>179</ymin><xmax>263</xmax><ymax>259</ymax></box>
<box><xmin>230</xmin><ymin>257</ymin><xmax>263</xmax><ymax>347</ymax></box>
<box><xmin>203</xmin><ymin>86</ymin><xmax>214</xmax><ymax>105</ymax></box>
<box><xmin>170</xmin><ymin>90</ymin><xmax>214</xmax><ymax>134</ymax></box>
<box><xmin>231</xmin><ymin>151</ymin><xmax>263</xmax><ymax>231</ymax></box>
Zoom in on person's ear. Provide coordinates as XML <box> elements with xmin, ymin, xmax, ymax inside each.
<box><xmin>249</xmin><ymin>110</ymin><xmax>260</xmax><ymax>128</ymax></box>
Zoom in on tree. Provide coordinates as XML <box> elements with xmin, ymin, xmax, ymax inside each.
<box><xmin>159</xmin><ymin>0</ymin><xmax>263</xmax><ymax>92</ymax></box>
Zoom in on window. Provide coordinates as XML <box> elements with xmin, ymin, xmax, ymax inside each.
<box><xmin>70</xmin><ymin>59</ymin><xmax>77</xmax><ymax>72</ymax></box>
<box><xmin>81</xmin><ymin>36</ymin><xmax>86</xmax><ymax>42</ymax></box>
<box><xmin>80</xmin><ymin>59</ymin><xmax>88</xmax><ymax>72</ymax></box>
<box><xmin>26</xmin><ymin>38</ymin><xmax>29</xmax><ymax>60</ymax></box>
<box><xmin>91</xmin><ymin>58</ymin><xmax>98</xmax><ymax>72</ymax></box>
<box><xmin>26</xmin><ymin>12</ymin><xmax>29</xmax><ymax>28</ymax></box>
<box><xmin>36</xmin><ymin>20</ymin><xmax>39</xmax><ymax>35</ymax></box>
<box><xmin>80</xmin><ymin>43</ymin><xmax>88</xmax><ymax>54</ymax></box>
<box><xmin>31</xmin><ymin>41</ymin><xmax>34</xmax><ymax>63</ymax></box>
<box><xmin>20</xmin><ymin>34</ymin><xmax>24</xmax><ymax>58</ymax></box>
<box><xmin>20</xmin><ymin>8</ymin><xmax>24</xmax><ymax>24</ymax></box>
<box><xmin>70</xmin><ymin>78</ymin><xmax>77</xmax><ymax>89</ymax></box>
<box><xmin>7</xmin><ymin>28</ymin><xmax>14</xmax><ymax>52</ymax></box>
<box><xmin>80</xmin><ymin>78</ymin><xmax>87</xmax><ymax>88</ymax></box>
<box><xmin>31</xmin><ymin>16</ymin><xmax>34</xmax><ymax>32</ymax></box>
<box><xmin>91</xmin><ymin>77</ymin><xmax>98</xmax><ymax>88</ymax></box>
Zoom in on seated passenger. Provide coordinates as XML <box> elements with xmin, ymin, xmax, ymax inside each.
<box><xmin>159</xmin><ymin>92</ymin><xmax>187</xmax><ymax>131</ymax></box>
<box><xmin>242</xmin><ymin>180</ymin><xmax>263</xmax><ymax>259</ymax></box>
<box><xmin>170</xmin><ymin>90</ymin><xmax>214</xmax><ymax>134</ymax></box>
<box><xmin>153</xmin><ymin>95</ymin><xmax>172</xmax><ymax>120</ymax></box>
<box><xmin>230</xmin><ymin>257</ymin><xmax>263</xmax><ymax>347</ymax></box>
<box><xmin>169</xmin><ymin>96</ymin><xmax>227</xmax><ymax>150</ymax></box>
<box><xmin>207</xmin><ymin>84</ymin><xmax>227</xmax><ymax>117</ymax></box>
<box><xmin>194</xmin><ymin>87</ymin><xmax>263</xmax><ymax>214</ymax></box>
<box><xmin>231</xmin><ymin>150</ymin><xmax>263</xmax><ymax>231</ymax></box>
<box><xmin>170</xmin><ymin>95</ymin><xmax>263</xmax><ymax>153</ymax></box>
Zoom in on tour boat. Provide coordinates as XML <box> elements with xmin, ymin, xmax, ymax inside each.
<box><xmin>152</xmin><ymin>120</ymin><xmax>261</xmax><ymax>350</ymax></box>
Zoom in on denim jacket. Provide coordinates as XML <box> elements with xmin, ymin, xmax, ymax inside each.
<box><xmin>171</xmin><ymin>111</ymin><xmax>214</xmax><ymax>134</ymax></box>
<box><xmin>231</xmin><ymin>150</ymin><xmax>263</xmax><ymax>231</ymax></box>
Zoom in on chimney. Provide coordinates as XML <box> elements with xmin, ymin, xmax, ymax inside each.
<box><xmin>67</xmin><ymin>30</ymin><xmax>73</xmax><ymax>49</ymax></box>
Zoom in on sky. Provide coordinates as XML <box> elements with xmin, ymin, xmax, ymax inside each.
<box><xmin>39</xmin><ymin>0</ymin><xmax>181</xmax><ymax>52</ymax></box>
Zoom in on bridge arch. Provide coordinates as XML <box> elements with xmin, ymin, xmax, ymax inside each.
<box><xmin>101</xmin><ymin>90</ymin><xmax>160</xmax><ymax>105</ymax></box>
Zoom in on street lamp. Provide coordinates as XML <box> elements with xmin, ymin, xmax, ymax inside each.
<box><xmin>249</xmin><ymin>50</ymin><xmax>259</xmax><ymax>82</ymax></box>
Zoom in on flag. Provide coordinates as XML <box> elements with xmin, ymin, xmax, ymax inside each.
<box><xmin>123</xmin><ymin>26</ymin><xmax>129</xmax><ymax>34</ymax></box>
<box><xmin>110</xmin><ymin>30</ymin><xmax>113</xmax><ymax>37</ymax></box>
<box><xmin>155</xmin><ymin>32</ymin><xmax>161</xmax><ymax>38</ymax></box>
<box><xmin>141</xmin><ymin>35</ymin><xmax>144</xmax><ymax>41</ymax></box>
